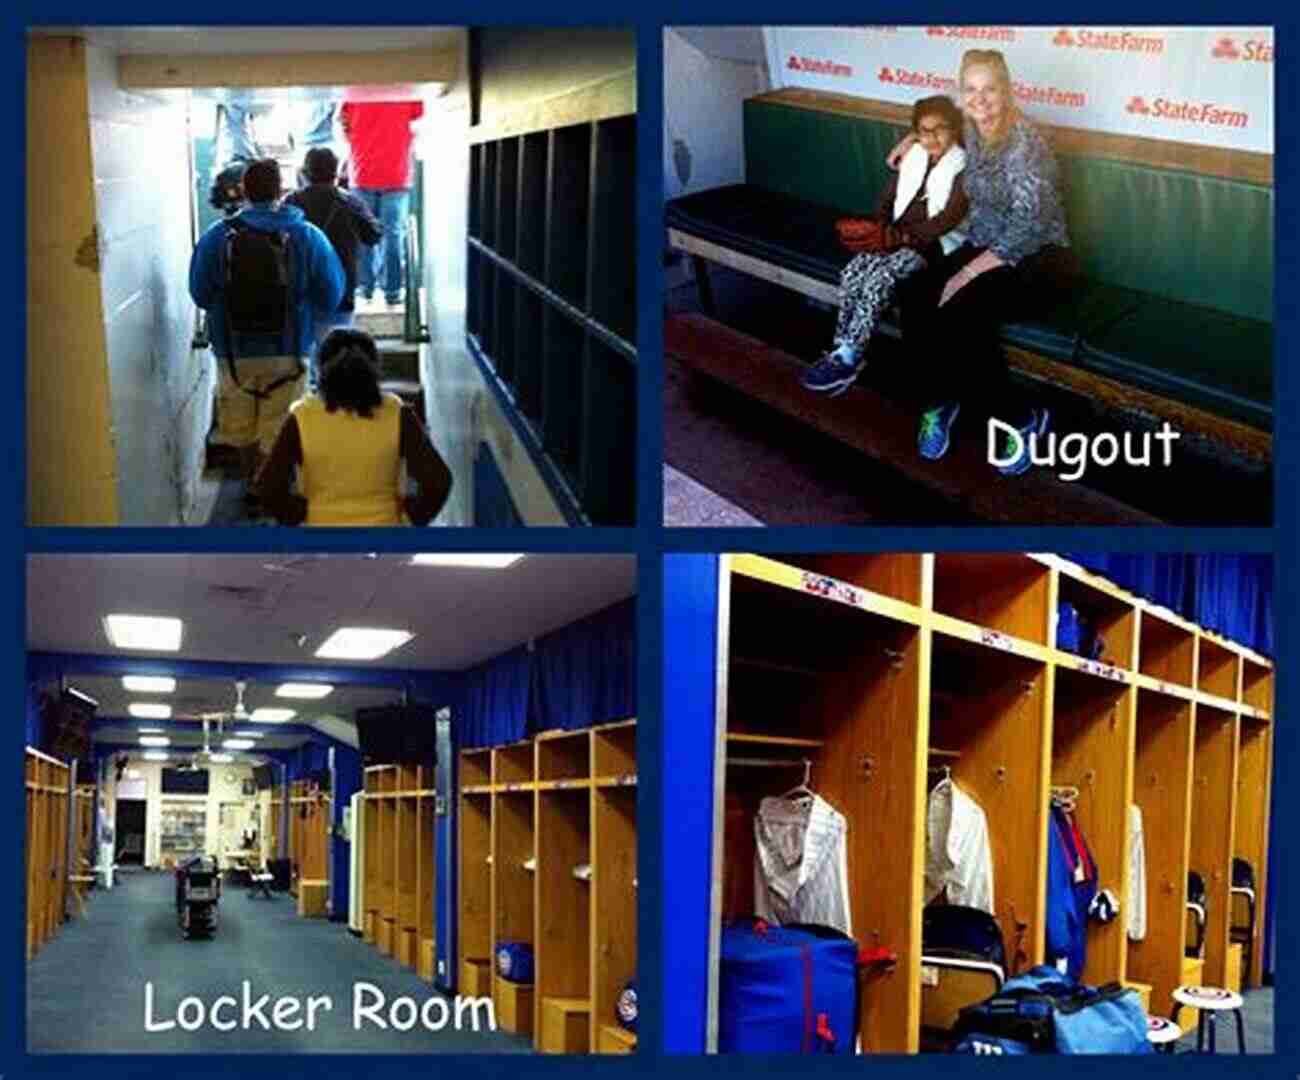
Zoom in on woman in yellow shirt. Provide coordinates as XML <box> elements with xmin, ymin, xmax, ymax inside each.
<box><xmin>257</xmin><ymin>329</ymin><xmax>452</xmax><ymax>526</ymax></box>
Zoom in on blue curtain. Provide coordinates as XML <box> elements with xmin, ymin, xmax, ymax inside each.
<box><xmin>530</xmin><ymin>598</ymin><xmax>636</xmax><ymax>735</ymax></box>
<box><xmin>459</xmin><ymin>598</ymin><xmax>636</xmax><ymax>748</ymax></box>
<box><xmin>1066</xmin><ymin>554</ymin><xmax>1272</xmax><ymax>656</ymax></box>
<box><xmin>460</xmin><ymin>644</ymin><xmax>533</xmax><ymax>748</ymax></box>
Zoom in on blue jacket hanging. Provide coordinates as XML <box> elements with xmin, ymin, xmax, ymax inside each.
<box><xmin>1045</xmin><ymin>806</ymin><xmax>1098</xmax><ymax>979</ymax></box>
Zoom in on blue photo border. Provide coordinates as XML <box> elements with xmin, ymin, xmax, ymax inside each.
<box><xmin>2</xmin><ymin>2</ymin><xmax>1294</xmax><ymax>1076</ymax></box>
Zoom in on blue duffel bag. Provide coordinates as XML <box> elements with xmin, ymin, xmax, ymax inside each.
<box><xmin>954</xmin><ymin>966</ymin><xmax>1152</xmax><ymax>1054</ymax></box>
<box><xmin>719</xmin><ymin>918</ymin><xmax>858</xmax><ymax>1054</ymax></box>
<box><xmin>495</xmin><ymin>941</ymin><xmax>535</xmax><ymax>984</ymax></box>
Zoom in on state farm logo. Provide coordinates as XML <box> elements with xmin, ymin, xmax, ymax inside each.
<box><xmin>788</xmin><ymin>54</ymin><xmax>853</xmax><ymax>77</ymax></box>
<box><xmin>878</xmin><ymin>67</ymin><xmax>955</xmax><ymax>92</ymax></box>
<box><xmin>1211</xmin><ymin>35</ymin><xmax>1273</xmax><ymax>62</ymax></box>
<box><xmin>1127</xmin><ymin>94</ymin><xmax>1249</xmax><ymax>128</ymax></box>
<box><xmin>925</xmin><ymin>26</ymin><xmax>1018</xmax><ymax>42</ymax></box>
<box><xmin>1053</xmin><ymin>28</ymin><xmax>1164</xmax><ymax>54</ymax></box>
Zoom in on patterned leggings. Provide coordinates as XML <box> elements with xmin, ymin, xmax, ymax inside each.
<box><xmin>833</xmin><ymin>247</ymin><xmax>928</xmax><ymax>354</ymax></box>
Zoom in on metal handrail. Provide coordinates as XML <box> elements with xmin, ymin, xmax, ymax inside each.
<box><xmin>403</xmin><ymin>214</ymin><xmax>428</xmax><ymax>344</ymax></box>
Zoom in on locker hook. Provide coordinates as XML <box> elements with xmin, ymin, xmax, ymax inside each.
<box><xmin>883</xmin><ymin>648</ymin><xmax>904</xmax><ymax>671</ymax></box>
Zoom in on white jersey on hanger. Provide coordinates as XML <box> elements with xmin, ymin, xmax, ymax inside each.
<box><xmin>1128</xmin><ymin>804</ymin><xmax>1147</xmax><ymax>942</ymax></box>
<box><xmin>753</xmin><ymin>793</ymin><xmax>852</xmax><ymax>934</ymax></box>
<box><xmin>926</xmin><ymin>778</ymin><xmax>994</xmax><ymax>914</ymax></box>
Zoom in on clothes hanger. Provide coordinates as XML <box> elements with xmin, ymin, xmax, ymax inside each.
<box><xmin>779</xmin><ymin>759</ymin><xmax>815</xmax><ymax>804</ymax></box>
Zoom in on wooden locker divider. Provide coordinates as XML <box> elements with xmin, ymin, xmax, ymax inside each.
<box><xmin>417</xmin><ymin>769</ymin><xmax>437</xmax><ymax>981</ymax></box>
<box><xmin>592</xmin><ymin>721</ymin><xmax>638</xmax><ymax>1052</ymax></box>
<box><xmin>1235</xmin><ymin>713</ymin><xmax>1272</xmax><ymax>989</ymax></box>
<box><xmin>25</xmin><ymin>747</ymin><xmax>71</xmax><ymax>959</ymax></box>
<box><xmin>363</xmin><ymin>767</ymin><xmax>385</xmax><ymax>943</ymax></box>
<box><xmin>397</xmin><ymin>764</ymin><xmax>420</xmax><ymax>966</ymax></box>
<box><xmin>459</xmin><ymin>749</ymin><xmax>494</xmax><ymax>996</ymax></box>
<box><xmin>704</xmin><ymin>554</ymin><xmax>1274</xmax><ymax>1054</ymax></box>
<box><xmin>1191</xmin><ymin>705</ymin><xmax>1239</xmax><ymax>988</ymax></box>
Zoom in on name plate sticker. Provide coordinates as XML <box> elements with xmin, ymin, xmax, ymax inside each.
<box><xmin>800</xmin><ymin>571</ymin><xmax>870</xmax><ymax>611</ymax></box>
<box><xmin>979</xmin><ymin>628</ymin><xmax>1017</xmax><ymax>653</ymax></box>
<box><xmin>921</xmin><ymin>965</ymin><xmax>939</xmax><ymax>988</ymax></box>
<box><xmin>1075</xmin><ymin>658</ymin><xmax>1126</xmax><ymax>683</ymax></box>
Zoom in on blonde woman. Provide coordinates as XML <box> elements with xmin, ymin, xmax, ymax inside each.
<box><xmin>890</xmin><ymin>50</ymin><xmax>1077</xmax><ymax>472</ymax></box>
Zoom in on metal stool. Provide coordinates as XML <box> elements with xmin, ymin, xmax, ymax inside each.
<box><xmin>1171</xmin><ymin>986</ymin><xmax>1246</xmax><ymax>1053</ymax></box>
<box><xmin>1146</xmin><ymin>1016</ymin><xmax>1181</xmax><ymax>1053</ymax></box>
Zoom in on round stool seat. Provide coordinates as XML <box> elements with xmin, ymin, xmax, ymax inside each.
<box><xmin>1146</xmin><ymin>1016</ymin><xmax>1182</xmax><ymax>1044</ymax></box>
<box><xmin>1172</xmin><ymin>986</ymin><xmax>1244</xmax><ymax>1011</ymax></box>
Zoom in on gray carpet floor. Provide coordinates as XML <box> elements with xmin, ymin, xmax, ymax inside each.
<box><xmin>27</xmin><ymin>870</ymin><xmax>532</xmax><ymax>1054</ymax></box>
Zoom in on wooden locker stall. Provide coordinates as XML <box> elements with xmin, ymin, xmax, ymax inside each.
<box><xmin>459</xmin><ymin>750</ymin><xmax>493</xmax><ymax>996</ymax></box>
<box><xmin>26</xmin><ymin>748</ymin><xmax>71</xmax><ymax>959</ymax></box>
<box><xmin>1234</xmin><ymin>708</ymin><xmax>1272</xmax><ymax>990</ymax></box>
<box><xmin>417</xmin><ymin>777</ymin><xmax>437</xmax><ymax>980</ymax></box>
<box><xmin>492</xmin><ymin>742</ymin><xmax>536</xmax><ymax>1038</ymax></box>
<box><xmin>700</xmin><ymin>554</ymin><xmax>1275</xmax><ymax>1054</ymax></box>
<box><xmin>456</xmin><ymin>719</ymin><xmax>638</xmax><ymax>1054</ymax></box>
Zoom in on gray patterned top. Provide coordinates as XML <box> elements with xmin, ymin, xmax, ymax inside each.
<box><xmin>961</xmin><ymin>115</ymin><xmax>1070</xmax><ymax>265</ymax></box>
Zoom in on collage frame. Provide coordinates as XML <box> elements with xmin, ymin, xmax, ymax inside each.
<box><xmin>8</xmin><ymin>4</ymin><xmax>1295</xmax><ymax>1079</ymax></box>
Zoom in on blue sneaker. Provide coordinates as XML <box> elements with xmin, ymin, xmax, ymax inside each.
<box><xmin>800</xmin><ymin>352</ymin><xmax>865</xmax><ymax>397</ymax></box>
<box><xmin>918</xmin><ymin>403</ymin><xmax>960</xmax><ymax>460</ymax></box>
<box><xmin>996</xmin><ymin>408</ymin><xmax>1050</xmax><ymax>476</ymax></box>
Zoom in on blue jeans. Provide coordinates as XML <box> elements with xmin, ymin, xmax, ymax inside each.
<box><xmin>309</xmin><ymin>310</ymin><xmax>355</xmax><ymax>388</ymax></box>
<box><xmin>355</xmin><ymin>188</ymin><xmax>410</xmax><ymax>302</ymax></box>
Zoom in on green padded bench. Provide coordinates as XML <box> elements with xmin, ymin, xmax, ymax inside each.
<box><xmin>666</xmin><ymin>89</ymin><xmax>1273</xmax><ymax>433</ymax></box>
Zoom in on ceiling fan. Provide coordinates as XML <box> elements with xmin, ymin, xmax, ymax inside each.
<box><xmin>171</xmin><ymin>680</ymin><xmax>252</xmax><ymax>768</ymax></box>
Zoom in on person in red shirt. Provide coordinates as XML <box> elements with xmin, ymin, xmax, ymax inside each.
<box><xmin>339</xmin><ymin>99</ymin><xmax>424</xmax><ymax>306</ymax></box>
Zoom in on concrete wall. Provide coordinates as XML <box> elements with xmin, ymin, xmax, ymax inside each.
<box><xmin>663</xmin><ymin>28</ymin><xmax>769</xmax><ymax>200</ymax></box>
<box><xmin>477</xmin><ymin>27</ymin><xmax>634</xmax><ymax>125</ymax></box>
<box><xmin>85</xmin><ymin>45</ymin><xmax>215</xmax><ymax>525</ymax></box>
<box><xmin>27</xmin><ymin>37</ymin><xmax>119</xmax><ymax>525</ymax></box>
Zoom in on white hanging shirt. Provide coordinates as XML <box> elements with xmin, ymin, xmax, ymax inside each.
<box><xmin>753</xmin><ymin>793</ymin><xmax>852</xmax><ymax>934</ymax></box>
<box><xmin>1128</xmin><ymin>804</ymin><xmax>1147</xmax><ymax>942</ymax></box>
<box><xmin>926</xmin><ymin>779</ymin><xmax>994</xmax><ymax>914</ymax></box>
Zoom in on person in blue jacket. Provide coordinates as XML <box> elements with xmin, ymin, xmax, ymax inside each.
<box><xmin>189</xmin><ymin>158</ymin><xmax>345</xmax><ymax>505</ymax></box>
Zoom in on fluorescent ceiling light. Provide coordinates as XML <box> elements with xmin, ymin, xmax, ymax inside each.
<box><xmin>276</xmin><ymin>683</ymin><xmax>333</xmax><ymax>700</ymax></box>
<box><xmin>233</xmin><ymin>730</ymin><xmax>266</xmax><ymax>739</ymax></box>
<box><xmin>137</xmin><ymin>727</ymin><xmax>166</xmax><ymax>735</ymax></box>
<box><xmin>103</xmin><ymin>614</ymin><xmax>183</xmax><ymax>651</ymax></box>
<box><xmin>139</xmin><ymin>736</ymin><xmax>170</xmax><ymax>748</ymax></box>
<box><xmin>250</xmin><ymin>707</ymin><xmax>296</xmax><ymax>723</ymax></box>
<box><xmin>410</xmin><ymin>553</ymin><xmax>525</xmax><ymax>569</ymax></box>
<box><xmin>223</xmin><ymin>738</ymin><xmax>255</xmax><ymax>751</ymax></box>
<box><xmin>129</xmin><ymin>702</ymin><xmax>172</xmax><ymax>720</ymax></box>
<box><xmin>122</xmin><ymin>676</ymin><xmax>176</xmax><ymax>693</ymax></box>
<box><xmin>207</xmin><ymin>753</ymin><xmax>234</xmax><ymax>764</ymax></box>
<box><xmin>142</xmin><ymin>750</ymin><xmax>169</xmax><ymax>761</ymax></box>
<box><xmin>315</xmin><ymin>627</ymin><xmax>413</xmax><ymax>661</ymax></box>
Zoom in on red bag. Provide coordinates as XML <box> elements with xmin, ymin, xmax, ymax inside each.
<box><xmin>835</xmin><ymin>217</ymin><xmax>885</xmax><ymax>253</ymax></box>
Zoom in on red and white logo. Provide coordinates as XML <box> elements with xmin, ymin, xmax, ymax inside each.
<box><xmin>924</xmin><ymin>26</ymin><xmax>1017</xmax><ymax>42</ymax></box>
<box><xmin>788</xmin><ymin>54</ymin><xmax>853</xmax><ymax>77</ymax></box>
<box><xmin>878</xmin><ymin>66</ymin><xmax>895</xmax><ymax>83</ymax></box>
<box><xmin>1053</xmin><ymin>29</ymin><xmax>1164</xmax><ymax>54</ymax></box>
<box><xmin>1127</xmin><ymin>95</ymin><xmax>1249</xmax><ymax>129</ymax></box>
<box><xmin>1126</xmin><ymin>96</ymin><xmax>1151</xmax><ymax>115</ymax></box>
<box><xmin>1213</xmin><ymin>36</ymin><xmax>1274</xmax><ymax>61</ymax></box>
<box><xmin>1212</xmin><ymin>36</ymin><xmax>1241</xmax><ymax>59</ymax></box>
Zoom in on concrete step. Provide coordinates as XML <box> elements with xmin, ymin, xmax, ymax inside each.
<box><xmin>377</xmin><ymin>340</ymin><xmax>420</xmax><ymax>382</ymax></box>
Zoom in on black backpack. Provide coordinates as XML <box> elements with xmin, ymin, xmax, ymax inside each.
<box><xmin>222</xmin><ymin>218</ymin><xmax>301</xmax><ymax>395</ymax></box>
<box><xmin>922</xmin><ymin>904</ymin><xmax>1007</xmax><ymax>970</ymax></box>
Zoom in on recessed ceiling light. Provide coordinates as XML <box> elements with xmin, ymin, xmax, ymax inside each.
<box><xmin>275</xmin><ymin>683</ymin><xmax>333</xmax><ymax>700</ymax></box>
<box><xmin>250</xmin><ymin>708</ymin><xmax>296</xmax><ymax>723</ymax></box>
<box><xmin>137</xmin><ymin>727</ymin><xmax>166</xmax><ymax>735</ymax></box>
<box><xmin>410</xmin><ymin>554</ymin><xmax>526</xmax><ymax>569</ymax></box>
<box><xmin>103</xmin><ymin>615</ymin><xmax>183</xmax><ymax>651</ymax></box>
<box><xmin>233</xmin><ymin>730</ymin><xmax>266</xmax><ymax>739</ymax></box>
<box><xmin>142</xmin><ymin>750</ymin><xmax>169</xmax><ymax>761</ymax></box>
<box><xmin>223</xmin><ymin>739</ymin><xmax>255</xmax><ymax>751</ymax></box>
<box><xmin>139</xmin><ymin>736</ymin><xmax>170</xmax><ymax>748</ymax></box>
<box><xmin>315</xmin><ymin>628</ymin><xmax>414</xmax><ymax>661</ymax></box>
<box><xmin>207</xmin><ymin>753</ymin><xmax>234</xmax><ymax>764</ymax></box>
<box><xmin>122</xmin><ymin>676</ymin><xmax>177</xmax><ymax>693</ymax></box>
<box><xmin>129</xmin><ymin>703</ymin><xmax>172</xmax><ymax>720</ymax></box>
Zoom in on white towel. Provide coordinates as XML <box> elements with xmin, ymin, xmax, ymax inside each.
<box><xmin>893</xmin><ymin>142</ymin><xmax>967</xmax><ymax>255</ymax></box>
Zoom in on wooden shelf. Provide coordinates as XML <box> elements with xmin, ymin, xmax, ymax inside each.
<box><xmin>725</xmin><ymin>732</ymin><xmax>824</xmax><ymax>749</ymax></box>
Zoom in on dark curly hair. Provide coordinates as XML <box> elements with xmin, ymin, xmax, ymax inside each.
<box><xmin>317</xmin><ymin>329</ymin><xmax>383</xmax><ymax>417</ymax></box>
<box><xmin>912</xmin><ymin>95</ymin><xmax>964</xmax><ymax>143</ymax></box>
